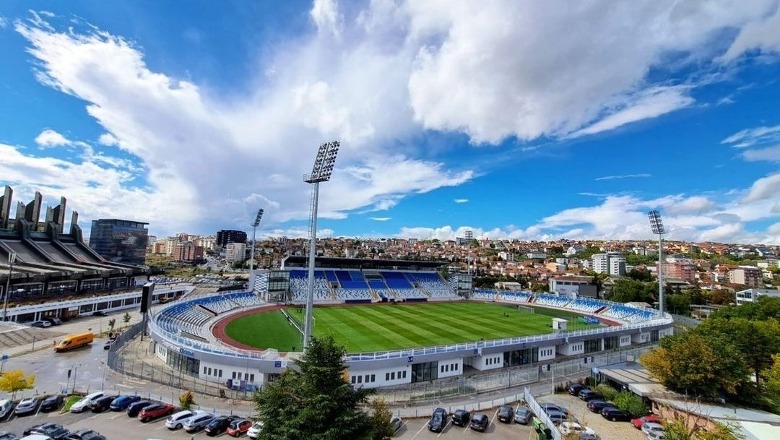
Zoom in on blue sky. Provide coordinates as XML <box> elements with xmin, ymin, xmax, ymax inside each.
<box><xmin>1</xmin><ymin>1</ymin><xmax>780</xmax><ymax>244</ymax></box>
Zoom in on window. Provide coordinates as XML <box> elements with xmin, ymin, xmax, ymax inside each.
<box><xmin>357</xmin><ymin>376</ymin><xmax>362</xmax><ymax>384</ymax></box>
<box><xmin>391</xmin><ymin>372</ymin><xmax>395</xmax><ymax>380</ymax></box>
<box><xmin>351</xmin><ymin>376</ymin><xmax>356</xmax><ymax>384</ymax></box>
<box><xmin>364</xmin><ymin>375</ymin><xmax>370</xmax><ymax>383</ymax></box>
<box><xmin>250</xmin><ymin>374</ymin><xmax>255</xmax><ymax>382</ymax></box>
<box><xmin>385</xmin><ymin>373</ymin><xmax>390</xmax><ymax>381</ymax></box>
<box><xmin>402</xmin><ymin>371</ymin><xmax>407</xmax><ymax>378</ymax></box>
<box><xmin>371</xmin><ymin>374</ymin><xmax>375</xmax><ymax>382</ymax></box>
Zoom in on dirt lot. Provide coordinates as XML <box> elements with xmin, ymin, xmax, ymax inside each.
<box><xmin>537</xmin><ymin>393</ymin><xmax>649</xmax><ymax>440</ymax></box>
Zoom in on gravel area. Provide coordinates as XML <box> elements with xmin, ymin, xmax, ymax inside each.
<box><xmin>538</xmin><ymin>394</ymin><xmax>648</xmax><ymax>440</ymax></box>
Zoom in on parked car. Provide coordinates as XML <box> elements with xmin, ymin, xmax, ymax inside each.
<box><xmin>226</xmin><ymin>418</ymin><xmax>253</xmax><ymax>437</ymax></box>
<box><xmin>39</xmin><ymin>395</ymin><xmax>63</xmax><ymax>413</ymax></box>
<box><xmin>64</xmin><ymin>429</ymin><xmax>105</xmax><ymax>440</ymax></box>
<box><xmin>647</xmin><ymin>431</ymin><xmax>666</xmax><ymax>440</ymax></box>
<box><xmin>166</xmin><ymin>410</ymin><xmax>202</xmax><ymax>430</ymax></box>
<box><xmin>514</xmin><ymin>407</ymin><xmax>534</xmax><ymax>424</ymax></box>
<box><xmin>14</xmin><ymin>397</ymin><xmax>40</xmax><ymax>416</ymax></box>
<box><xmin>0</xmin><ymin>431</ymin><xmax>18</xmax><ymax>440</ymax></box>
<box><xmin>539</xmin><ymin>403</ymin><xmax>569</xmax><ymax>416</ymax></box>
<box><xmin>587</xmin><ymin>400</ymin><xmax>617</xmax><ymax>413</ymax></box>
<box><xmin>601</xmin><ymin>407</ymin><xmax>631</xmax><ymax>422</ymax></box>
<box><xmin>559</xmin><ymin>422</ymin><xmax>588</xmax><ymax>435</ymax></box>
<box><xmin>110</xmin><ymin>395</ymin><xmax>141</xmax><ymax>411</ymax></box>
<box><xmin>390</xmin><ymin>416</ymin><xmax>403</xmax><ymax>434</ymax></box>
<box><xmin>497</xmin><ymin>404</ymin><xmax>514</xmax><ymax>423</ymax></box>
<box><xmin>103</xmin><ymin>340</ymin><xmax>115</xmax><ymax>350</ymax></box>
<box><xmin>23</xmin><ymin>423</ymin><xmax>70</xmax><ymax>440</ymax></box>
<box><xmin>452</xmin><ymin>409</ymin><xmax>470</xmax><ymax>427</ymax></box>
<box><xmin>469</xmin><ymin>412</ymin><xmax>489</xmax><ymax>432</ymax></box>
<box><xmin>0</xmin><ymin>400</ymin><xmax>15</xmax><ymax>419</ymax></box>
<box><xmin>44</xmin><ymin>317</ymin><xmax>62</xmax><ymax>326</ymax></box>
<box><xmin>567</xmin><ymin>383</ymin><xmax>587</xmax><ymax>395</ymax></box>
<box><xmin>184</xmin><ymin>413</ymin><xmax>216</xmax><ymax>433</ymax></box>
<box><xmin>138</xmin><ymin>403</ymin><xmax>175</xmax><ymax>422</ymax></box>
<box><xmin>70</xmin><ymin>392</ymin><xmax>104</xmax><ymax>413</ymax></box>
<box><xmin>205</xmin><ymin>416</ymin><xmax>240</xmax><ymax>436</ymax></box>
<box><xmin>642</xmin><ymin>422</ymin><xmax>665</xmax><ymax>437</ymax></box>
<box><xmin>125</xmin><ymin>400</ymin><xmax>154</xmax><ymax>417</ymax></box>
<box><xmin>92</xmin><ymin>311</ymin><xmax>107</xmax><ymax>317</ymax></box>
<box><xmin>89</xmin><ymin>396</ymin><xmax>115</xmax><ymax>413</ymax></box>
<box><xmin>631</xmin><ymin>414</ymin><xmax>663</xmax><ymax>429</ymax></box>
<box><xmin>29</xmin><ymin>321</ymin><xmax>51</xmax><ymax>328</ymax></box>
<box><xmin>578</xmin><ymin>389</ymin><xmax>602</xmax><ymax>401</ymax></box>
<box><xmin>246</xmin><ymin>421</ymin><xmax>264</xmax><ymax>439</ymax></box>
<box><xmin>547</xmin><ymin>410</ymin><xmax>576</xmax><ymax>426</ymax></box>
<box><xmin>427</xmin><ymin>408</ymin><xmax>448</xmax><ymax>432</ymax></box>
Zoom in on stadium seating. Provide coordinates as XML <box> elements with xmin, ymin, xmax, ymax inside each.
<box><xmin>567</xmin><ymin>298</ymin><xmax>603</xmax><ymax>313</ymax></box>
<box><xmin>533</xmin><ymin>294</ymin><xmax>571</xmax><ymax>308</ymax></box>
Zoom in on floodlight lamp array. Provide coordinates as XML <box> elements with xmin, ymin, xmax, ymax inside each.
<box><xmin>305</xmin><ymin>141</ymin><xmax>340</xmax><ymax>183</ymax></box>
<box><xmin>648</xmin><ymin>210</ymin><xmax>665</xmax><ymax>235</ymax></box>
<box><xmin>253</xmin><ymin>209</ymin><xmax>264</xmax><ymax>228</ymax></box>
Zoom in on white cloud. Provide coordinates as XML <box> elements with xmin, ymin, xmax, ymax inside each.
<box><xmin>310</xmin><ymin>0</ymin><xmax>342</xmax><ymax>38</ymax></box>
<box><xmin>665</xmin><ymin>196</ymin><xmax>717</xmax><ymax>215</ymax></box>
<box><xmin>454</xmin><ymin>198</ymin><xmax>468</xmax><ymax>204</ymax></box>
<box><xmin>743</xmin><ymin>146</ymin><xmax>780</xmax><ymax>162</ymax></box>
<box><xmin>595</xmin><ymin>174</ymin><xmax>651</xmax><ymax>181</ymax></box>
<box><xmin>0</xmin><ymin>16</ymin><xmax>7</xmax><ymax>28</ymax></box>
<box><xmin>370</xmin><ymin>217</ymin><xmax>391</xmax><ymax>222</ymax></box>
<box><xmin>98</xmin><ymin>133</ymin><xmax>119</xmax><ymax>146</ymax></box>
<box><xmin>722</xmin><ymin>125</ymin><xmax>780</xmax><ymax>148</ymax></box>
<box><xmin>720</xmin><ymin>6</ymin><xmax>780</xmax><ymax>62</ymax></box>
<box><xmin>741</xmin><ymin>173</ymin><xmax>780</xmax><ymax>203</ymax></box>
<box><xmin>34</xmin><ymin>129</ymin><xmax>71</xmax><ymax>147</ymax></box>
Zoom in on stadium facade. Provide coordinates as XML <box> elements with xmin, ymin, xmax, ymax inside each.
<box><xmin>89</xmin><ymin>219</ymin><xmax>149</xmax><ymax>265</ymax></box>
<box><xmin>0</xmin><ymin>186</ymin><xmax>149</xmax><ymax>316</ymax></box>
<box><xmin>146</xmin><ymin>257</ymin><xmax>673</xmax><ymax>391</ymax></box>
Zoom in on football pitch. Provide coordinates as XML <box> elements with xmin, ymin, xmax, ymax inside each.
<box><xmin>224</xmin><ymin>302</ymin><xmax>599</xmax><ymax>353</ymax></box>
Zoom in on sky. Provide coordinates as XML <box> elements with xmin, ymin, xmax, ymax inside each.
<box><xmin>1</xmin><ymin>1</ymin><xmax>780</xmax><ymax>245</ymax></box>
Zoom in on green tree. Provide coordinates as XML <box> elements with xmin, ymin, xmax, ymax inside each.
<box><xmin>367</xmin><ymin>398</ymin><xmax>394</xmax><ymax>440</ymax></box>
<box><xmin>123</xmin><ymin>312</ymin><xmax>132</xmax><ymax>325</ymax></box>
<box><xmin>666</xmin><ymin>293</ymin><xmax>691</xmax><ymax>315</ymax></box>
<box><xmin>108</xmin><ymin>318</ymin><xmax>116</xmax><ymax>332</ymax></box>
<box><xmin>0</xmin><ymin>370</ymin><xmax>36</xmax><ymax>399</ymax></box>
<box><xmin>613</xmin><ymin>390</ymin><xmax>648</xmax><ymax>417</ymax></box>
<box><xmin>253</xmin><ymin>336</ymin><xmax>374</xmax><ymax>440</ymax></box>
<box><xmin>608</xmin><ymin>278</ymin><xmax>654</xmax><ymax>303</ymax></box>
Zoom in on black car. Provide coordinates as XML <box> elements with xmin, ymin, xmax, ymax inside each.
<box><xmin>0</xmin><ymin>432</ymin><xmax>18</xmax><ymax>440</ymax></box>
<box><xmin>64</xmin><ymin>429</ymin><xmax>106</xmax><ymax>440</ymax></box>
<box><xmin>126</xmin><ymin>400</ymin><xmax>154</xmax><ymax>417</ymax></box>
<box><xmin>93</xmin><ymin>310</ymin><xmax>108</xmax><ymax>317</ymax></box>
<box><xmin>427</xmin><ymin>408</ymin><xmax>448</xmax><ymax>432</ymax></box>
<box><xmin>601</xmin><ymin>407</ymin><xmax>632</xmax><ymax>422</ymax></box>
<box><xmin>40</xmin><ymin>395</ymin><xmax>64</xmax><ymax>412</ymax></box>
<box><xmin>587</xmin><ymin>399</ymin><xmax>617</xmax><ymax>413</ymax></box>
<box><xmin>469</xmin><ymin>412</ymin><xmax>489</xmax><ymax>432</ymax></box>
<box><xmin>90</xmin><ymin>395</ymin><xmax>115</xmax><ymax>413</ymax></box>
<box><xmin>204</xmin><ymin>415</ymin><xmax>239</xmax><ymax>436</ymax></box>
<box><xmin>452</xmin><ymin>409</ymin><xmax>470</xmax><ymax>427</ymax></box>
<box><xmin>578</xmin><ymin>389</ymin><xmax>602</xmax><ymax>401</ymax></box>
<box><xmin>539</xmin><ymin>403</ymin><xmax>569</xmax><ymax>416</ymax></box>
<box><xmin>24</xmin><ymin>423</ymin><xmax>70</xmax><ymax>440</ymax></box>
<box><xmin>497</xmin><ymin>404</ymin><xmax>514</xmax><ymax>423</ymax></box>
<box><xmin>567</xmin><ymin>383</ymin><xmax>587</xmax><ymax>396</ymax></box>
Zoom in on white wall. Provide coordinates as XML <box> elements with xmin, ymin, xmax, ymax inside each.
<box><xmin>619</xmin><ymin>335</ymin><xmax>632</xmax><ymax>347</ymax></box>
<box><xmin>558</xmin><ymin>341</ymin><xmax>584</xmax><ymax>356</ymax></box>
<box><xmin>348</xmin><ymin>366</ymin><xmax>412</xmax><ymax>389</ymax></box>
<box><xmin>538</xmin><ymin>345</ymin><xmax>556</xmax><ymax>361</ymax></box>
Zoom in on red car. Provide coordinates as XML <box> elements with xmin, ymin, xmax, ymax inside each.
<box><xmin>226</xmin><ymin>418</ymin><xmax>253</xmax><ymax>437</ymax></box>
<box><xmin>138</xmin><ymin>403</ymin><xmax>176</xmax><ymax>422</ymax></box>
<box><xmin>631</xmin><ymin>414</ymin><xmax>662</xmax><ymax>429</ymax></box>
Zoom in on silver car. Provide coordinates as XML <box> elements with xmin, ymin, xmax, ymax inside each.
<box><xmin>183</xmin><ymin>413</ymin><xmax>215</xmax><ymax>433</ymax></box>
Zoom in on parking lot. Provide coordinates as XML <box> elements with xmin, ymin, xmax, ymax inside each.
<box><xmin>394</xmin><ymin>405</ymin><xmax>535</xmax><ymax>440</ymax></box>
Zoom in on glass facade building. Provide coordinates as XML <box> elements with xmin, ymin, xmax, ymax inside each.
<box><xmin>89</xmin><ymin>219</ymin><xmax>149</xmax><ymax>265</ymax></box>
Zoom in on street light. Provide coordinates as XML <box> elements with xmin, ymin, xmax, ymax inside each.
<box><xmin>249</xmin><ymin>209</ymin><xmax>264</xmax><ymax>273</ymax></box>
<box><xmin>303</xmin><ymin>141</ymin><xmax>340</xmax><ymax>350</ymax></box>
<box><xmin>648</xmin><ymin>210</ymin><xmax>666</xmax><ymax>316</ymax></box>
<box><xmin>3</xmin><ymin>252</ymin><xmax>17</xmax><ymax>322</ymax></box>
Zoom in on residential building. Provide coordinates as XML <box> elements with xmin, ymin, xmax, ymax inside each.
<box><xmin>225</xmin><ymin>242</ymin><xmax>247</xmax><ymax>263</ymax></box>
<box><xmin>216</xmin><ymin>229</ymin><xmax>247</xmax><ymax>247</ymax></box>
<box><xmin>735</xmin><ymin>288</ymin><xmax>780</xmax><ymax>305</ymax></box>
<box><xmin>728</xmin><ymin>266</ymin><xmax>762</xmax><ymax>288</ymax></box>
<box><xmin>592</xmin><ymin>252</ymin><xmax>626</xmax><ymax>277</ymax></box>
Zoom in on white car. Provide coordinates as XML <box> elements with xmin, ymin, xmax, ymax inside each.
<box><xmin>560</xmin><ymin>422</ymin><xmax>600</xmax><ymax>439</ymax></box>
<box><xmin>247</xmin><ymin>421</ymin><xmax>264</xmax><ymax>439</ymax></box>
<box><xmin>642</xmin><ymin>422</ymin><xmax>665</xmax><ymax>436</ymax></box>
<box><xmin>165</xmin><ymin>409</ymin><xmax>203</xmax><ymax>429</ymax></box>
<box><xmin>69</xmin><ymin>391</ymin><xmax>104</xmax><ymax>413</ymax></box>
<box><xmin>182</xmin><ymin>413</ymin><xmax>215</xmax><ymax>433</ymax></box>
<box><xmin>0</xmin><ymin>399</ymin><xmax>15</xmax><ymax>419</ymax></box>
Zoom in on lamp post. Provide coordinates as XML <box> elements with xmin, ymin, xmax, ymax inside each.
<box><xmin>303</xmin><ymin>141</ymin><xmax>340</xmax><ymax>350</ymax></box>
<box><xmin>648</xmin><ymin>210</ymin><xmax>666</xmax><ymax>316</ymax></box>
<box><xmin>3</xmin><ymin>252</ymin><xmax>17</xmax><ymax>322</ymax></box>
<box><xmin>249</xmin><ymin>209</ymin><xmax>264</xmax><ymax>273</ymax></box>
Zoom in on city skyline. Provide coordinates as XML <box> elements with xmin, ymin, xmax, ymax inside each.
<box><xmin>1</xmin><ymin>1</ymin><xmax>780</xmax><ymax>243</ymax></box>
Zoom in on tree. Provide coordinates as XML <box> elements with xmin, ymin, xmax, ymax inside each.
<box><xmin>179</xmin><ymin>390</ymin><xmax>195</xmax><ymax>410</ymax></box>
<box><xmin>641</xmin><ymin>332</ymin><xmax>747</xmax><ymax>398</ymax></box>
<box><xmin>0</xmin><ymin>370</ymin><xmax>36</xmax><ymax>399</ymax></box>
<box><xmin>608</xmin><ymin>278</ymin><xmax>654</xmax><ymax>303</ymax></box>
<box><xmin>666</xmin><ymin>293</ymin><xmax>691</xmax><ymax>316</ymax></box>
<box><xmin>123</xmin><ymin>312</ymin><xmax>131</xmax><ymax>325</ymax></box>
<box><xmin>253</xmin><ymin>336</ymin><xmax>374</xmax><ymax>440</ymax></box>
<box><xmin>367</xmin><ymin>398</ymin><xmax>393</xmax><ymax>440</ymax></box>
<box><xmin>613</xmin><ymin>390</ymin><xmax>648</xmax><ymax>417</ymax></box>
<box><xmin>108</xmin><ymin>318</ymin><xmax>116</xmax><ymax>332</ymax></box>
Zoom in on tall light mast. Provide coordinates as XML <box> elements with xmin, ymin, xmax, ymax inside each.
<box><xmin>648</xmin><ymin>210</ymin><xmax>666</xmax><ymax>316</ymax></box>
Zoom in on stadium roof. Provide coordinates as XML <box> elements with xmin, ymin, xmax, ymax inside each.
<box><xmin>281</xmin><ymin>256</ymin><xmax>445</xmax><ymax>270</ymax></box>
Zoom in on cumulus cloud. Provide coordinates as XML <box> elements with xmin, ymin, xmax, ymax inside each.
<box><xmin>720</xmin><ymin>6</ymin><xmax>780</xmax><ymax>62</ymax></box>
<box><xmin>743</xmin><ymin>146</ymin><xmax>780</xmax><ymax>162</ymax></box>
<box><xmin>310</xmin><ymin>0</ymin><xmax>342</xmax><ymax>37</ymax></box>
<box><xmin>741</xmin><ymin>173</ymin><xmax>780</xmax><ymax>203</ymax></box>
<box><xmin>34</xmin><ymin>129</ymin><xmax>71</xmax><ymax>147</ymax></box>
<box><xmin>665</xmin><ymin>196</ymin><xmax>717</xmax><ymax>215</ymax></box>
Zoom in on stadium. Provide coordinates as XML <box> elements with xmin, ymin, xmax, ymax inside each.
<box><xmin>147</xmin><ymin>256</ymin><xmax>674</xmax><ymax>391</ymax></box>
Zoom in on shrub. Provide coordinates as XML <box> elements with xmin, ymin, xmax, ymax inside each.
<box><xmin>613</xmin><ymin>391</ymin><xmax>648</xmax><ymax>417</ymax></box>
<box><xmin>595</xmin><ymin>384</ymin><xmax>619</xmax><ymax>401</ymax></box>
<box><xmin>179</xmin><ymin>390</ymin><xmax>195</xmax><ymax>410</ymax></box>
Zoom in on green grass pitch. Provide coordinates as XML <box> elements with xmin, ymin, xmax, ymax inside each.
<box><xmin>224</xmin><ymin>302</ymin><xmax>599</xmax><ymax>353</ymax></box>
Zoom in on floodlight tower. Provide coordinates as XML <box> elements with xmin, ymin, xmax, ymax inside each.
<box><xmin>648</xmin><ymin>210</ymin><xmax>666</xmax><ymax>316</ymax></box>
<box><xmin>249</xmin><ymin>209</ymin><xmax>264</xmax><ymax>273</ymax></box>
<box><xmin>303</xmin><ymin>141</ymin><xmax>340</xmax><ymax>350</ymax></box>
